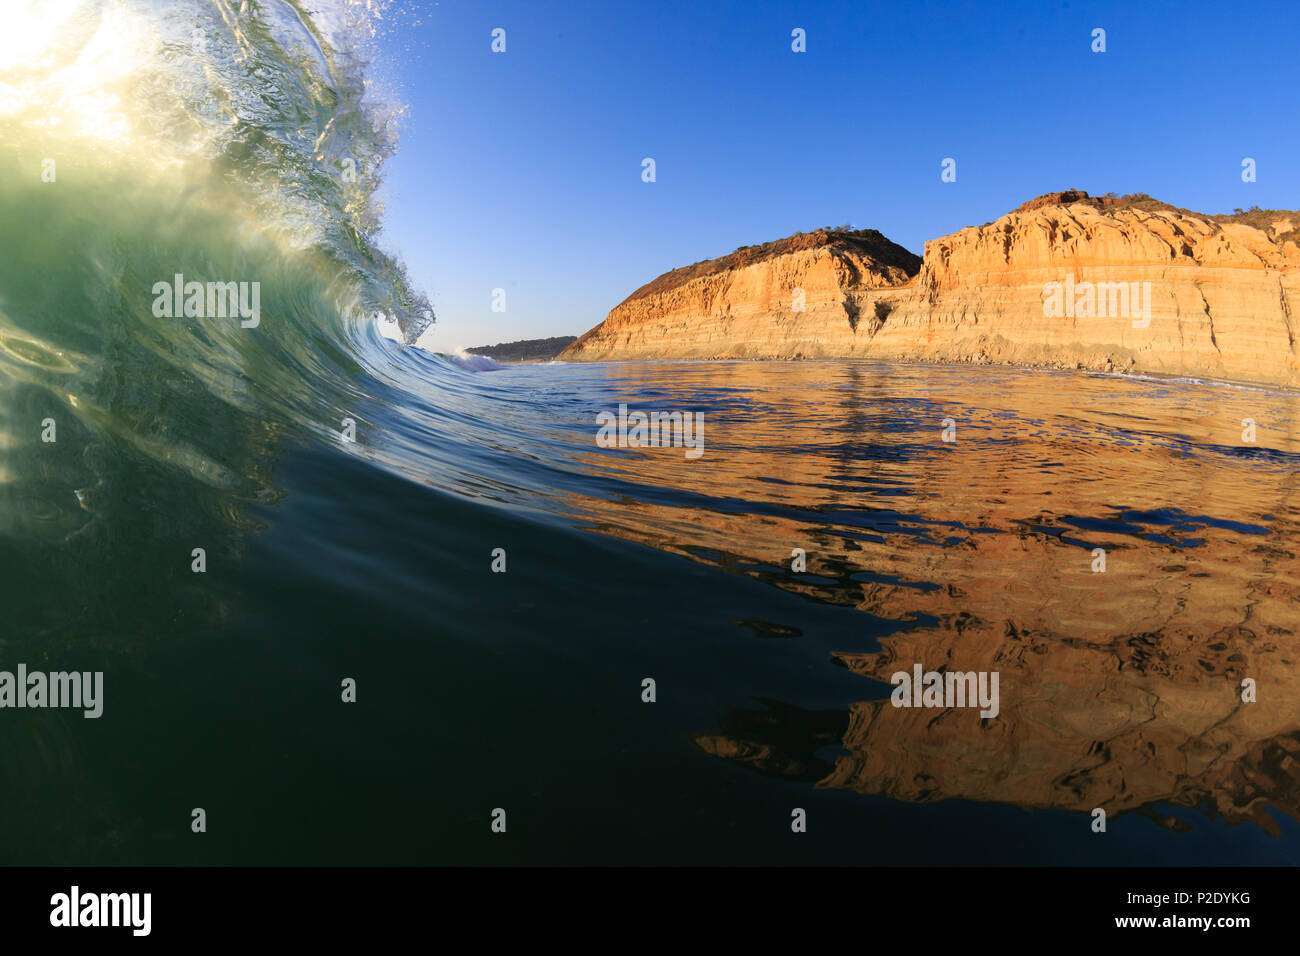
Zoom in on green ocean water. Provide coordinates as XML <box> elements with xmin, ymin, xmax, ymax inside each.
<box><xmin>1</xmin><ymin>1</ymin><xmax>1298</xmax><ymax>865</ymax></box>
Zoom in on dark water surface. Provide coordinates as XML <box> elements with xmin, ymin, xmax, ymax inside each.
<box><xmin>4</xmin><ymin>352</ymin><xmax>1297</xmax><ymax>865</ymax></box>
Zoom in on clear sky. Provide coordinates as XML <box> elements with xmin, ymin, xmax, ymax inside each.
<box><xmin>370</xmin><ymin>0</ymin><xmax>1300</xmax><ymax>352</ymax></box>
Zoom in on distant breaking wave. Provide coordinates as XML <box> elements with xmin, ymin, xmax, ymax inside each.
<box><xmin>445</xmin><ymin>349</ymin><xmax>506</xmax><ymax>373</ymax></box>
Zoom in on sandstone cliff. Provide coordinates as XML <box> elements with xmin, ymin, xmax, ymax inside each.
<box><xmin>561</xmin><ymin>191</ymin><xmax>1300</xmax><ymax>388</ymax></box>
<box><xmin>563</xmin><ymin>229</ymin><xmax>921</xmax><ymax>361</ymax></box>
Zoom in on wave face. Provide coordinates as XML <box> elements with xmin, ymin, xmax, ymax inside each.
<box><xmin>3</xmin><ymin>3</ymin><xmax>1300</xmax><ymax>867</ymax></box>
<box><xmin>0</xmin><ymin>1</ymin><xmax>430</xmax><ymax>541</ymax></box>
<box><xmin>0</xmin><ymin>2</ymin><xmax>450</xmax><ymax>859</ymax></box>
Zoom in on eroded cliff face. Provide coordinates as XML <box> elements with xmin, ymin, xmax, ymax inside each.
<box><xmin>560</xmin><ymin>192</ymin><xmax>1300</xmax><ymax>388</ymax></box>
<box><xmin>562</xmin><ymin>229</ymin><xmax>921</xmax><ymax>361</ymax></box>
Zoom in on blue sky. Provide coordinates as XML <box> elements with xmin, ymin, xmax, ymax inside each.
<box><xmin>372</xmin><ymin>0</ymin><xmax>1300</xmax><ymax>351</ymax></box>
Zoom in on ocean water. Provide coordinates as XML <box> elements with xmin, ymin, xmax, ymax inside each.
<box><xmin>1</xmin><ymin>2</ymin><xmax>1298</xmax><ymax>865</ymax></box>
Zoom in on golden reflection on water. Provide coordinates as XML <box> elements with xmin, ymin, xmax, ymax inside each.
<box><xmin>566</xmin><ymin>360</ymin><xmax>1300</xmax><ymax>831</ymax></box>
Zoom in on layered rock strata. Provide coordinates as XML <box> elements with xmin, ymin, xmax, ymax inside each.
<box><xmin>561</xmin><ymin>192</ymin><xmax>1300</xmax><ymax>388</ymax></box>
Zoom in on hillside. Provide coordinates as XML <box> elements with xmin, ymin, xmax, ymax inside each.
<box><xmin>560</xmin><ymin>191</ymin><xmax>1300</xmax><ymax>387</ymax></box>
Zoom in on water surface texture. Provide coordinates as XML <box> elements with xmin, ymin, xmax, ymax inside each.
<box><xmin>5</xmin><ymin>344</ymin><xmax>1300</xmax><ymax>864</ymax></box>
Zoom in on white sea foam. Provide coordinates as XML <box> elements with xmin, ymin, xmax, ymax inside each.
<box><xmin>446</xmin><ymin>348</ymin><xmax>505</xmax><ymax>372</ymax></box>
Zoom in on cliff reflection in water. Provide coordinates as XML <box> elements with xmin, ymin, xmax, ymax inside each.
<box><xmin>561</xmin><ymin>360</ymin><xmax>1300</xmax><ymax>833</ymax></box>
